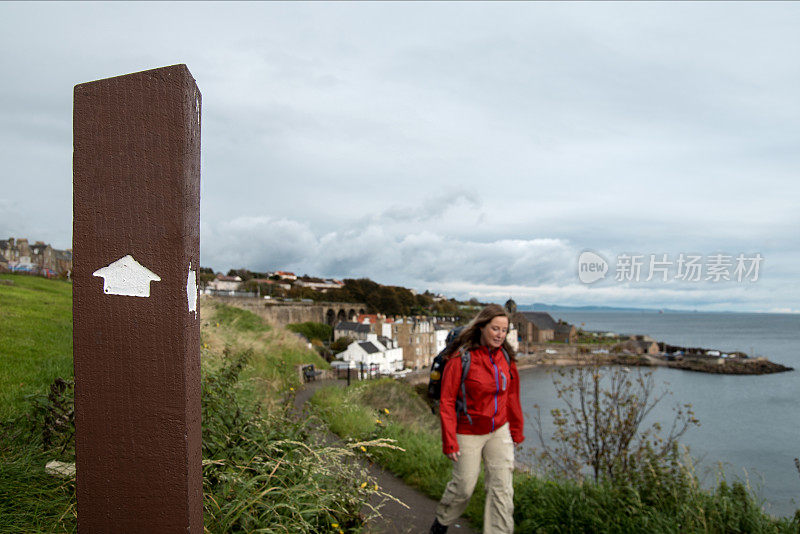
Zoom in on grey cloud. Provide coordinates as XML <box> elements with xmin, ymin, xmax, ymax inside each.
<box><xmin>201</xmin><ymin>210</ymin><xmax>577</xmax><ymax>291</ymax></box>
<box><xmin>368</xmin><ymin>192</ymin><xmax>481</xmax><ymax>225</ymax></box>
<box><xmin>202</xmin><ymin>216</ymin><xmax>319</xmax><ymax>272</ymax></box>
<box><xmin>2</xmin><ymin>2</ymin><xmax>799</xmax><ymax>311</ymax></box>
<box><xmin>199</xmin><ymin>205</ymin><xmax>796</xmax><ymax>310</ymax></box>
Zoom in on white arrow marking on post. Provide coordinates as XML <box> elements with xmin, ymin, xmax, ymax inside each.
<box><xmin>187</xmin><ymin>263</ymin><xmax>198</xmax><ymax>317</ymax></box>
<box><xmin>93</xmin><ymin>255</ymin><xmax>161</xmax><ymax>297</ymax></box>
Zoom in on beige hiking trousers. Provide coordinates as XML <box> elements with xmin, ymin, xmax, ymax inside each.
<box><xmin>435</xmin><ymin>422</ymin><xmax>515</xmax><ymax>533</ymax></box>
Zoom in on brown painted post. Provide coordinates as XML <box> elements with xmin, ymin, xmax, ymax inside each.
<box><xmin>73</xmin><ymin>64</ymin><xmax>202</xmax><ymax>532</ymax></box>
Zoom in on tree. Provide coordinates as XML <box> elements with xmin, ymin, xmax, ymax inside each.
<box><xmin>415</xmin><ymin>292</ymin><xmax>434</xmax><ymax>310</ymax></box>
<box><xmin>385</xmin><ymin>286</ymin><xmax>412</xmax><ymax>316</ymax></box>
<box><xmin>342</xmin><ymin>278</ymin><xmax>381</xmax><ymax>311</ymax></box>
<box><xmin>287</xmin><ymin>285</ymin><xmax>321</xmax><ymax>301</ymax></box>
<box><xmin>330</xmin><ymin>336</ymin><xmax>354</xmax><ymax>354</ymax></box>
<box><xmin>434</xmin><ymin>299</ymin><xmax>458</xmax><ymax>316</ymax></box>
<box><xmin>226</xmin><ymin>268</ymin><xmax>253</xmax><ymax>281</ymax></box>
<box><xmin>197</xmin><ymin>267</ymin><xmax>216</xmax><ymax>287</ymax></box>
<box><xmin>533</xmin><ymin>361</ymin><xmax>699</xmax><ymax>484</ymax></box>
<box><xmin>376</xmin><ymin>290</ymin><xmax>403</xmax><ymax>317</ymax></box>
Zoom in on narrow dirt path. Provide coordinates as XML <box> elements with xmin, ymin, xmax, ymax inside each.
<box><xmin>294</xmin><ymin>379</ymin><xmax>478</xmax><ymax>534</ymax></box>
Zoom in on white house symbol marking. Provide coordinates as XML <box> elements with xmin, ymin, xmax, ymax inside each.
<box><xmin>93</xmin><ymin>255</ymin><xmax>161</xmax><ymax>298</ymax></box>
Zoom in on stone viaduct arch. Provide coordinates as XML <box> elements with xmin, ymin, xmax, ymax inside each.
<box><xmin>212</xmin><ymin>297</ymin><xmax>367</xmax><ymax>329</ymax></box>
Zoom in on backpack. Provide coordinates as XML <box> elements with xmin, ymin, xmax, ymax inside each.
<box><xmin>427</xmin><ymin>327</ymin><xmax>464</xmax><ymax>403</ymax></box>
<box><xmin>427</xmin><ymin>327</ymin><xmax>511</xmax><ymax>423</ymax></box>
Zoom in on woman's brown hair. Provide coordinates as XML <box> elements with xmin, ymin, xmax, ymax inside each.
<box><xmin>445</xmin><ymin>304</ymin><xmax>516</xmax><ymax>361</ymax></box>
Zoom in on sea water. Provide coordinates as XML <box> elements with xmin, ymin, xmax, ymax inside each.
<box><xmin>516</xmin><ymin>311</ymin><xmax>800</xmax><ymax>518</ymax></box>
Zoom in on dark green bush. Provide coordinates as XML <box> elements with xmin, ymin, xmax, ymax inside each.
<box><xmin>287</xmin><ymin>321</ymin><xmax>333</xmax><ymax>343</ymax></box>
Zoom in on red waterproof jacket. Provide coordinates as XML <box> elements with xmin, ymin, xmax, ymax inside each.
<box><xmin>440</xmin><ymin>345</ymin><xmax>525</xmax><ymax>455</ymax></box>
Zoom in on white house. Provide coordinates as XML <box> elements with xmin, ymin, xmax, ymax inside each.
<box><xmin>434</xmin><ymin>326</ymin><xmax>450</xmax><ymax>355</ymax></box>
<box><xmin>334</xmin><ymin>321</ymin><xmax>372</xmax><ymax>341</ymax></box>
<box><xmin>207</xmin><ymin>274</ymin><xmax>242</xmax><ymax>292</ymax></box>
<box><xmin>506</xmin><ymin>322</ymin><xmax>519</xmax><ymax>352</ymax></box>
<box><xmin>294</xmin><ymin>279</ymin><xmax>344</xmax><ymax>292</ymax></box>
<box><xmin>336</xmin><ymin>333</ymin><xmax>404</xmax><ymax>374</ymax></box>
<box><xmin>356</xmin><ymin>313</ymin><xmax>394</xmax><ymax>338</ymax></box>
<box><xmin>274</xmin><ymin>271</ymin><xmax>297</xmax><ymax>281</ymax></box>
<box><xmin>200</xmin><ymin>274</ymin><xmax>255</xmax><ymax>297</ymax></box>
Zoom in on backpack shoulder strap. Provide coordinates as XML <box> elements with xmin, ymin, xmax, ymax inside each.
<box><xmin>458</xmin><ymin>349</ymin><xmax>473</xmax><ymax>425</ymax></box>
<box><xmin>500</xmin><ymin>347</ymin><xmax>514</xmax><ymax>379</ymax></box>
<box><xmin>460</xmin><ymin>349</ymin><xmax>471</xmax><ymax>379</ymax></box>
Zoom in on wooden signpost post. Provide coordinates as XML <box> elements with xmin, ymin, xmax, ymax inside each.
<box><xmin>73</xmin><ymin>64</ymin><xmax>202</xmax><ymax>531</ymax></box>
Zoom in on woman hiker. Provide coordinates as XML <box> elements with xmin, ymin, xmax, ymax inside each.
<box><xmin>430</xmin><ymin>304</ymin><xmax>525</xmax><ymax>534</ymax></box>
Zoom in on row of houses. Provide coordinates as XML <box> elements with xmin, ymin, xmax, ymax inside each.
<box><xmin>201</xmin><ymin>274</ymin><xmax>292</xmax><ymax>297</ymax></box>
<box><xmin>332</xmin><ymin>312</ymin><xmax>526</xmax><ymax>371</ymax></box>
<box><xmin>203</xmin><ymin>272</ymin><xmax>344</xmax><ymax>296</ymax></box>
<box><xmin>509</xmin><ymin>311</ymin><xmax>577</xmax><ymax>345</ymax></box>
<box><xmin>0</xmin><ymin>237</ymin><xmax>72</xmax><ymax>276</ymax></box>
<box><xmin>330</xmin><ymin>304</ymin><xmax>587</xmax><ymax>373</ymax></box>
<box><xmin>503</xmin><ymin>300</ymin><xmax>577</xmax><ymax>345</ymax></box>
<box><xmin>505</xmin><ymin>300</ymin><xmax>661</xmax><ymax>355</ymax></box>
<box><xmin>334</xmin><ymin>333</ymin><xmax>404</xmax><ymax>374</ymax></box>
<box><xmin>617</xmin><ymin>335</ymin><xmax>660</xmax><ymax>355</ymax></box>
<box><xmin>333</xmin><ymin>314</ymin><xmax>444</xmax><ymax>370</ymax></box>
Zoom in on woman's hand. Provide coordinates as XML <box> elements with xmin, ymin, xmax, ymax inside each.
<box><xmin>446</xmin><ymin>451</ymin><xmax>461</xmax><ymax>462</ymax></box>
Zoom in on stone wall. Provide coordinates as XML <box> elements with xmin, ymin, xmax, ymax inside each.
<box><xmin>214</xmin><ymin>296</ymin><xmax>367</xmax><ymax>327</ymax></box>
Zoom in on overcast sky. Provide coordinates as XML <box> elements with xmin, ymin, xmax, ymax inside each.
<box><xmin>1</xmin><ymin>2</ymin><xmax>798</xmax><ymax>312</ymax></box>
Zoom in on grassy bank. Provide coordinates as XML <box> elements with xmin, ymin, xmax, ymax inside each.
<box><xmin>199</xmin><ymin>296</ymin><xmax>330</xmax><ymax>407</ymax></box>
<box><xmin>1</xmin><ymin>275</ymin><xmax>78</xmax><ymax>531</ymax></box>
<box><xmin>311</xmin><ymin>378</ymin><xmax>800</xmax><ymax>533</ymax></box>
<box><xmin>0</xmin><ymin>275</ymin><xmax>73</xmax><ymax>421</ymax></box>
<box><xmin>0</xmin><ymin>276</ymin><xmax>377</xmax><ymax>532</ymax></box>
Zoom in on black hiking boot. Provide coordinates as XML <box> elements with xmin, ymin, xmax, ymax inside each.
<box><xmin>430</xmin><ymin>518</ymin><xmax>448</xmax><ymax>534</ymax></box>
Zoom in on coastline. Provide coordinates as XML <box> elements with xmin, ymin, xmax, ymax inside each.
<box><xmin>514</xmin><ymin>351</ymin><xmax>793</xmax><ymax>375</ymax></box>
<box><xmin>400</xmin><ymin>350</ymin><xmax>791</xmax><ymax>387</ymax></box>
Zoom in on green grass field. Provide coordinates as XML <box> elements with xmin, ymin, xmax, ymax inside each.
<box><xmin>0</xmin><ymin>275</ymin><xmax>73</xmax><ymax>421</ymax></box>
<box><xmin>1</xmin><ymin>274</ymin><xmax>76</xmax><ymax>531</ymax></box>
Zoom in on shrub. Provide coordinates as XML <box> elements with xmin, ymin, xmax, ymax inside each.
<box><xmin>533</xmin><ymin>363</ymin><xmax>699</xmax><ymax>484</ymax></box>
<box><xmin>287</xmin><ymin>321</ymin><xmax>333</xmax><ymax>343</ymax></box>
<box><xmin>330</xmin><ymin>336</ymin><xmax>355</xmax><ymax>354</ymax></box>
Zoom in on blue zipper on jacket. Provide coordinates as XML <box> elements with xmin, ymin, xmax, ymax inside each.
<box><xmin>488</xmin><ymin>349</ymin><xmax>499</xmax><ymax>432</ymax></box>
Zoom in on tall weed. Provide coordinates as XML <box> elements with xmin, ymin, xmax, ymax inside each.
<box><xmin>0</xmin><ymin>349</ymin><xmax>385</xmax><ymax>533</ymax></box>
<box><xmin>202</xmin><ymin>349</ymin><xmax>386</xmax><ymax>532</ymax></box>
